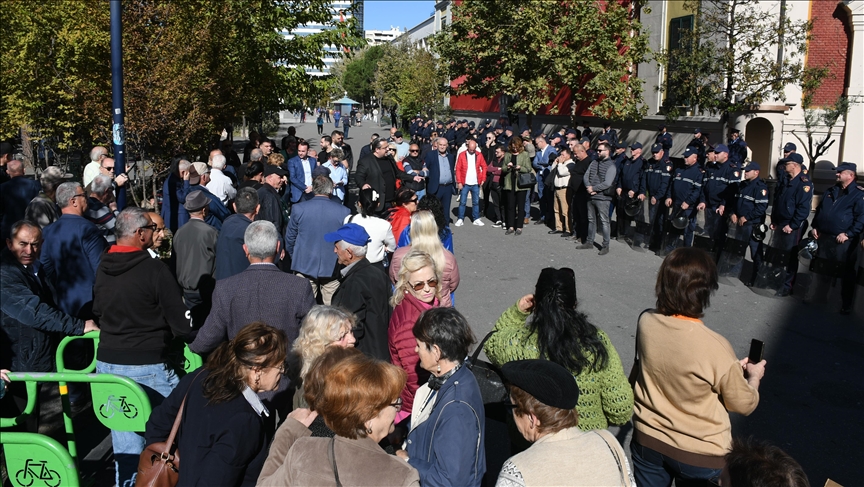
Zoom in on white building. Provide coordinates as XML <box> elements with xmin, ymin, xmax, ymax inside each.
<box><xmin>282</xmin><ymin>0</ymin><xmax>364</xmax><ymax>77</ymax></box>
<box><xmin>365</xmin><ymin>27</ymin><xmax>403</xmax><ymax>46</ymax></box>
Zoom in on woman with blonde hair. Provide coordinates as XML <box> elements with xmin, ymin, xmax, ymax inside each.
<box><xmin>290</xmin><ymin>305</ymin><xmax>357</xmax><ymax>408</ymax></box>
<box><xmin>389</xmin><ymin>210</ymin><xmax>459</xmax><ymax>307</ymax></box>
<box><xmin>388</xmin><ymin>250</ymin><xmax>442</xmax><ymax>423</ymax></box>
<box><xmin>267</xmin><ymin>153</ymin><xmax>285</xmax><ymax>167</ymax></box>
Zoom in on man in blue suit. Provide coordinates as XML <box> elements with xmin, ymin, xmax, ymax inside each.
<box><xmin>425</xmin><ymin>137</ymin><xmax>457</xmax><ymax>225</ymax></box>
<box><xmin>1</xmin><ymin>159</ymin><xmax>42</xmax><ymax>240</ymax></box>
<box><xmin>40</xmin><ymin>182</ymin><xmax>108</xmax><ymax>319</ymax></box>
<box><xmin>286</xmin><ymin>140</ymin><xmax>318</xmax><ymax>204</ymax></box>
<box><xmin>285</xmin><ymin>175</ymin><xmax>350</xmax><ymax>305</ymax></box>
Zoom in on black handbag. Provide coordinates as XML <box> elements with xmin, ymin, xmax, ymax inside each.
<box><xmin>466</xmin><ymin>331</ymin><xmax>509</xmax><ymax>404</ymax></box>
<box><xmin>517</xmin><ymin>172</ymin><xmax>536</xmax><ymax>189</ymax></box>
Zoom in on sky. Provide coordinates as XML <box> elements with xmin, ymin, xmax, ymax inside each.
<box><xmin>363</xmin><ymin>1</ymin><xmax>435</xmax><ymax>31</ymax></box>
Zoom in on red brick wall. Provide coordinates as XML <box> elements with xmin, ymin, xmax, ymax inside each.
<box><xmin>807</xmin><ymin>1</ymin><xmax>852</xmax><ymax>106</ymax></box>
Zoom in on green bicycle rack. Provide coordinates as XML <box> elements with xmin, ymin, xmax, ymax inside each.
<box><xmin>56</xmin><ymin>331</ymin><xmax>204</xmax><ymax>375</ymax></box>
<box><xmin>1</xmin><ymin>372</ymin><xmax>153</xmax><ymax>484</ymax></box>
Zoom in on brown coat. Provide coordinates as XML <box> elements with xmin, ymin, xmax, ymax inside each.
<box><xmin>258</xmin><ymin>419</ymin><xmax>419</xmax><ymax>487</ymax></box>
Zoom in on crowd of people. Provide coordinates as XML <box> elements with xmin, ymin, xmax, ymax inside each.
<box><xmin>0</xmin><ymin>115</ymin><xmax>848</xmax><ymax>487</ymax></box>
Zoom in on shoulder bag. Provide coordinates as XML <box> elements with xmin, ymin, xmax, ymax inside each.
<box><xmin>135</xmin><ymin>371</ymin><xmax>202</xmax><ymax>487</ymax></box>
<box><xmin>466</xmin><ymin>331</ymin><xmax>509</xmax><ymax>404</ymax></box>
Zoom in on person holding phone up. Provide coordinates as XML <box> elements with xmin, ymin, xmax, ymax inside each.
<box><xmin>629</xmin><ymin>248</ymin><xmax>767</xmax><ymax>487</ymax></box>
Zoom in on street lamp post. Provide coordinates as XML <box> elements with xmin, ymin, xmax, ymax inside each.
<box><xmin>110</xmin><ymin>0</ymin><xmax>127</xmax><ymax>210</ymax></box>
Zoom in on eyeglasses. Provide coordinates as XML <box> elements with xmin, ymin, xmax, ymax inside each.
<box><xmin>139</xmin><ymin>223</ymin><xmax>158</xmax><ymax>232</ymax></box>
<box><xmin>390</xmin><ymin>397</ymin><xmax>403</xmax><ymax>412</ymax></box>
<box><xmin>411</xmin><ymin>278</ymin><xmax>438</xmax><ymax>292</ymax></box>
<box><xmin>409</xmin><ymin>149</ymin><xmax>420</xmax><ymax>153</ymax></box>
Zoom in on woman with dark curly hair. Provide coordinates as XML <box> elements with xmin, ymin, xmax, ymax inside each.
<box><xmin>500</xmin><ymin>136</ymin><xmax>532</xmax><ymax>235</ymax></box>
<box><xmin>485</xmin><ymin>267</ymin><xmax>633</xmax><ymax>431</ymax></box>
<box><xmin>145</xmin><ymin>322</ymin><xmax>286</xmax><ymax>486</ymax></box>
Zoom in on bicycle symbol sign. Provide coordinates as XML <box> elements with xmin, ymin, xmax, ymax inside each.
<box><xmin>14</xmin><ymin>459</ymin><xmax>61</xmax><ymax>487</ymax></box>
<box><xmin>98</xmin><ymin>395</ymin><xmax>139</xmax><ymax>419</ymax></box>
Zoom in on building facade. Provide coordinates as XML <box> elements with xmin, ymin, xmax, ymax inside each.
<box><xmin>282</xmin><ymin>0</ymin><xmax>364</xmax><ymax>77</ymax></box>
<box><xmin>365</xmin><ymin>27</ymin><xmax>403</xmax><ymax>46</ymax></box>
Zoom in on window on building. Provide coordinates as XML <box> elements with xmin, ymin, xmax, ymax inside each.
<box><xmin>664</xmin><ymin>14</ymin><xmax>695</xmax><ymax>108</ymax></box>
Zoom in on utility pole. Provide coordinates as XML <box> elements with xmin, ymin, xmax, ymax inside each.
<box><xmin>110</xmin><ymin>0</ymin><xmax>127</xmax><ymax>210</ymax></box>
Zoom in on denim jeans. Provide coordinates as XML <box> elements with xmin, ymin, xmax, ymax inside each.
<box><xmin>458</xmin><ymin>184</ymin><xmax>481</xmax><ymax>220</ymax></box>
<box><xmin>96</xmin><ymin>360</ymin><xmax>179</xmax><ymax>487</ymax></box>
<box><xmin>587</xmin><ymin>199</ymin><xmax>611</xmax><ymax>248</ymax></box>
<box><xmin>631</xmin><ymin>440</ymin><xmax>722</xmax><ymax>487</ymax></box>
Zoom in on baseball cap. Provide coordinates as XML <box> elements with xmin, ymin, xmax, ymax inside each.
<box><xmin>263</xmin><ymin>164</ymin><xmax>288</xmax><ymax>177</ymax></box>
<box><xmin>324</xmin><ymin>223</ymin><xmax>371</xmax><ymax>246</ymax></box>
<box><xmin>693</xmin><ymin>128</ymin><xmax>702</xmax><ymax>134</ymax></box>
<box><xmin>745</xmin><ymin>162</ymin><xmax>761</xmax><ymax>172</ymax></box>
<box><xmin>836</xmin><ymin>162</ymin><xmax>857</xmax><ymax>173</ymax></box>
<box><xmin>630</xmin><ymin>142</ymin><xmax>643</xmax><ymax>150</ymax></box>
<box><xmin>651</xmin><ymin>143</ymin><xmax>663</xmax><ymax>153</ymax></box>
<box><xmin>779</xmin><ymin>153</ymin><xmax>804</xmax><ymax>164</ymax></box>
<box><xmin>714</xmin><ymin>144</ymin><xmax>729</xmax><ymax>154</ymax></box>
<box><xmin>783</xmin><ymin>142</ymin><xmax>797</xmax><ymax>152</ymax></box>
<box><xmin>0</xmin><ymin>142</ymin><xmax>14</xmax><ymax>156</ymax></box>
<box><xmin>394</xmin><ymin>131</ymin><xmax>403</xmax><ymax>138</ymax></box>
<box><xmin>683</xmin><ymin>147</ymin><xmax>698</xmax><ymax>158</ymax></box>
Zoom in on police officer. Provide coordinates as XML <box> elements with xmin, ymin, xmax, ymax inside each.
<box><xmin>655</xmin><ymin>124</ymin><xmax>673</xmax><ymax>158</ymax></box>
<box><xmin>729</xmin><ymin>162</ymin><xmax>769</xmax><ymax>286</ymax></box>
<box><xmin>811</xmin><ymin>162</ymin><xmax>864</xmax><ymax>313</ymax></box>
<box><xmin>616</xmin><ymin>142</ymin><xmax>645</xmax><ymax>242</ymax></box>
<box><xmin>601</xmin><ymin>122</ymin><xmax>619</xmax><ymax>148</ymax></box>
<box><xmin>698</xmin><ymin>144</ymin><xmax>740</xmax><ymax>253</ymax></box>
<box><xmin>728</xmin><ymin>128</ymin><xmax>748</xmax><ymax>166</ymax></box>
<box><xmin>688</xmin><ymin>128</ymin><xmax>707</xmax><ymax>167</ymax></box>
<box><xmin>639</xmin><ymin>143</ymin><xmax>673</xmax><ymax>249</ymax></box>
<box><xmin>548</xmin><ymin>132</ymin><xmax>566</xmax><ymax>153</ymax></box>
<box><xmin>666</xmin><ymin>146</ymin><xmax>703</xmax><ymax>248</ymax></box>
<box><xmin>768</xmin><ymin>155</ymin><xmax>813</xmax><ymax>296</ymax></box>
<box><xmin>455</xmin><ymin>120</ymin><xmax>469</xmax><ymax>148</ymax></box>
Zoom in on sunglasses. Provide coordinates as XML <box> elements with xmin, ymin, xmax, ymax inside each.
<box><xmin>139</xmin><ymin>223</ymin><xmax>158</xmax><ymax>232</ymax></box>
<box><xmin>103</xmin><ymin>166</ymin><xmax>114</xmax><ymax>171</ymax></box>
<box><xmin>409</xmin><ymin>149</ymin><xmax>420</xmax><ymax>153</ymax></box>
<box><xmin>411</xmin><ymin>278</ymin><xmax>438</xmax><ymax>291</ymax></box>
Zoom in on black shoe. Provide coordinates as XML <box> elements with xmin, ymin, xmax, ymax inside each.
<box><xmin>534</xmin><ymin>219</ymin><xmax>546</xmax><ymax>225</ymax></box>
<box><xmin>548</xmin><ymin>230</ymin><xmax>562</xmax><ymax>234</ymax></box>
<box><xmin>515</xmin><ymin>229</ymin><xmax>523</xmax><ymax>235</ymax></box>
<box><xmin>576</xmin><ymin>243</ymin><xmax>594</xmax><ymax>250</ymax></box>
<box><xmin>505</xmin><ymin>229</ymin><xmax>514</xmax><ymax>235</ymax></box>
<box><xmin>775</xmin><ymin>288</ymin><xmax>792</xmax><ymax>297</ymax></box>
<box><xmin>744</xmin><ymin>278</ymin><xmax>755</xmax><ymax>287</ymax></box>
<box><xmin>560</xmin><ymin>232</ymin><xmax>572</xmax><ymax>238</ymax></box>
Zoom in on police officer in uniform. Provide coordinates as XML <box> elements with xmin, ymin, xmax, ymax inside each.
<box><xmin>616</xmin><ymin>142</ymin><xmax>645</xmax><ymax>242</ymax></box>
<box><xmin>728</xmin><ymin>128</ymin><xmax>748</xmax><ymax>166</ymax></box>
<box><xmin>687</xmin><ymin>128</ymin><xmax>707</xmax><ymax>167</ymax></box>
<box><xmin>768</xmin><ymin>155</ymin><xmax>813</xmax><ymax>296</ymax></box>
<box><xmin>665</xmin><ymin>146</ymin><xmax>703</xmax><ymax>249</ymax></box>
<box><xmin>655</xmin><ymin>124</ymin><xmax>673</xmax><ymax>159</ymax></box>
<box><xmin>729</xmin><ymin>162</ymin><xmax>769</xmax><ymax>285</ymax></box>
<box><xmin>698</xmin><ymin>144</ymin><xmax>740</xmax><ymax>254</ymax></box>
<box><xmin>811</xmin><ymin>162</ymin><xmax>864</xmax><ymax>313</ymax></box>
<box><xmin>639</xmin><ymin>143</ymin><xmax>673</xmax><ymax>249</ymax></box>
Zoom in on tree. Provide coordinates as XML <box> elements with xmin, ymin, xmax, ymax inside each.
<box><xmin>373</xmin><ymin>41</ymin><xmax>450</xmax><ymax>120</ymax></box>
<box><xmin>339</xmin><ymin>46</ymin><xmax>384</xmax><ymax>106</ymax></box>
<box><xmin>431</xmin><ymin>0</ymin><xmax>650</xmax><ymax>122</ymax></box>
<box><xmin>658</xmin><ymin>0</ymin><xmax>813</xmax><ymax>132</ymax></box>
<box><xmin>791</xmin><ymin>67</ymin><xmax>850</xmax><ymax>166</ymax></box>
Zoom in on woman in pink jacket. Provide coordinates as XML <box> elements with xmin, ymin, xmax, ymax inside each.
<box><xmin>388</xmin><ymin>249</ymin><xmax>442</xmax><ymax>424</ymax></box>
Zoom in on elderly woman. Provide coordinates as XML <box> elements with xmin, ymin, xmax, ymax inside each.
<box><xmin>395</xmin><ymin>308</ymin><xmax>485</xmax><ymax>487</ymax></box>
<box><xmin>259</xmin><ymin>351</ymin><xmax>419</xmax><ymax>486</ymax></box>
<box><xmin>267</xmin><ymin>152</ymin><xmax>285</xmax><ymax>168</ymax></box>
<box><xmin>496</xmin><ymin>359</ymin><xmax>634</xmax><ymax>487</ymax></box>
<box><xmin>390</xmin><ymin>210</ymin><xmax>459</xmax><ymax>307</ymax></box>
<box><xmin>145</xmin><ymin>322</ymin><xmax>287</xmax><ymax>487</ymax></box>
<box><xmin>291</xmin><ymin>305</ymin><xmax>357</xmax><ymax>409</ymax></box>
<box><xmin>485</xmin><ymin>267</ymin><xmax>633</xmax><ymax>431</ymax></box>
<box><xmin>500</xmin><ymin>136</ymin><xmax>532</xmax><ymax>235</ymax></box>
<box><xmin>345</xmin><ymin>188</ymin><xmax>396</xmax><ymax>267</ymax></box>
<box><xmin>630</xmin><ymin>248</ymin><xmax>767</xmax><ymax>487</ymax></box>
<box><xmin>388</xmin><ymin>250</ymin><xmax>442</xmax><ymax>423</ymax></box>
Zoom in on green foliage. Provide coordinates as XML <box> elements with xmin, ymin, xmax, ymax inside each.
<box><xmin>431</xmin><ymin>0</ymin><xmax>650</xmax><ymax>120</ymax></box>
<box><xmin>658</xmin><ymin>0</ymin><xmax>812</xmax><ymax>125</ymax></box>
<box><xmin>0</xmin><ymin>0</ymin><xmax>365</xmax><ymax>169</ymax></box>
<box><xmin>373</xmin><ymin>41</ymin><xmax>450</xmax><ymax>120</ymax></box>
<box><xmin>338</xmin><ymin>46</ymin><xmax>384</xmax><ymax>106</ymax></box>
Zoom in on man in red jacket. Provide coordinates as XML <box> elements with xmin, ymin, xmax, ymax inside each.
<box><xmin>454</xmin><ymin>137</ymin><xmax>487</xmax><ymax>227</ymax></box>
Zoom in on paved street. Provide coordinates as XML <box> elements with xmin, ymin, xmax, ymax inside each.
<box><xmin>283</xmin><ymin>116</ymin><xmax>863</xmax><ymax>486</ymax></box>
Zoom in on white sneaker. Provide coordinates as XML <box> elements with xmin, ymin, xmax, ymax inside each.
<box><xmin>455</xmin><ymin>219</ymin><xmax>464</xmax><ymax>227</ymax></box>
<box><xmin>492</xmin><ymin>221</ymin><xmax>503</xmax><ymax>228</ymax></box>
<box><xmin>473</xmin><ymin>219</ymin><xmax>485</xmax><ymax>226</ymax></box>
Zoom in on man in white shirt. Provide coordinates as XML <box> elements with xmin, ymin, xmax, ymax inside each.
<box><xmin>82</xmin><ymin>146</ymin><xmax>109</xmax><ymax>188</ymax></box>
<box><xmin>206</xmin><ymin>154</ymin><xmax>236</xmax><ymax>205</ymax></box>
<box><xmin>454</xmin><ymin>138</ymin><xmax>487</xmax><ymax>226</ymax></box>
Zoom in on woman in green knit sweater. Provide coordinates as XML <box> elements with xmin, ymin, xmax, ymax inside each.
<box><xmin>485</xmin><ymin>267</ymin><xmax>633</xmax><ymax>431</ymax></box>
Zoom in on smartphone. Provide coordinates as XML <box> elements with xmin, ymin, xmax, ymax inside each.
<box><xmin>748</xmin><ymin>339</ymin><xmax>764</xmax><ymax>364</ymax></box>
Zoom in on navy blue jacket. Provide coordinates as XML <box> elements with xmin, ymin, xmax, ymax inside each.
<box><xmin>425</xmin><ymin>150</ymin><xmax>456</xmax><ymax>195</ymax></box>
<box><xmin>670</xmin><ymin>164</ymin><xmax>703</xmax><ymax>207</ymax></box>
<box><xmin>655</xmin><ymin>132</ymin><xmax>673</xmax><ymax>154</ymax></box>
<box><xmin>728</xmin><ymin>137</ymin><xmax>748</xmax><ymax>166</ymax></box>
<box><xmin>618</xmin><ymin>156</ymin><xmax>644</xmax><ymax>192</ymax></box>
<box><xmin>161</xmin><ymin>173</ymin><xmax>190</xmax><ymax>232</ymax></box>
<box><xmin>214</xmin><ymin>214</ymin><xmax>253</xmax><ymax>281</ymax></box>
<box><xmin>812</xmin><ymin>183</ymin><xmax>864</xmax><ymax>237</ymax></box>
<box><xmin>732</xmin><ymin>178</ymin><xmax>769</xmax><ymax>222</ymax></box>
<box><xmin>39</xmin><ymin>214</ymin><xmax>107</xmax><ymax>318</ymax></box>
<box><xmin>285</xmin><ymin>195</ymin><xmax>350</xmax><ymax>278</ymax></box>
<box><xmin>640</xmin><ymin>158</ymin><xmax>673</xmax><ymax>200</ymax></box>
<box><xmin>772</xmin><ymin>172</ymin><xmax>813</xmax><ymax>229</ymax></box>
<box><xmin>406</xmin><ymin>364</ymin><xmax>486</xmax><ymax>487</ymax></box>
<box><xmin>701</xmin><ymin>161</ymin><xmax>740</xmax><ymax>208</ymax></box>
<box><xmin>1</xmin><ymin>176</ymin><xmax>42</xmax><ymax>240</ymax></box>
<box><xmin>286</xmin><ymin>155</ymin><xmax>318</xmax><ymax>204</ymax></box>
<box><xmin>1</xmin><ymin>249</ymin><xmax>84</xmax><ymax>372</ymax></box>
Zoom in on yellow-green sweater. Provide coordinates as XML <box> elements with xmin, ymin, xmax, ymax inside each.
<box><xmin>484</xmin><ymin>302</ymin><xmax>634</xmax><ymax>431</ymax></box>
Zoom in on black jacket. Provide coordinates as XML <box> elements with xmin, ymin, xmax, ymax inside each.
<box><xmin>93</xmin><ymin>248</ymin><xmax>193</xmax><ymax>365</ymax></box>
<box><xmin>331</xmin><ymin>258</ymin><xmax>392</xmax><ymax>361</ymax></box>
<box><xmin>0</xmin><ymin>249</ymin><xmax>84</xmax><ymax>371</ymax></box>
<box><xmin>145</xmin><ymin>370</ymin><xmax>273</xmax><ymax>487</ymax></box>
<box><xmin>355</xmin><ymin>154</ymin><xmax>411</xmax><ymax>203</ymax></box>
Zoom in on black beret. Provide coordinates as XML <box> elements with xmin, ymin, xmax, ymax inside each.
<box><xmin>501</xmin><ymin>359</ymin><xmax>579</xmax><ymax>410</ymax></box>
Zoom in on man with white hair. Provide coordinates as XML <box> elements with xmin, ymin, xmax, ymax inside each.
<box><xmin>82</xmin><ymin>146</ymin><xmax>108</xmax><ymax>188</ymax></box>
<box><xmin>25</xmin><ymin>166</ymin><xmax>64</xmax><ymax>228</ymax></box>
<box><xmin>84</xmin><ymin>174</ymin><xmax>119</xmax><ymax>244</ymax></box>
<box><xmin>206</xmin><ymin>153</ymin><xmax>236</xmax><ymax>205</ymax></box>
<box><xmin>1</xmin><ymin>159</ymin><xmax>42</xmax><ymax>240</ymax></box>
<box><xmin>328</xmin><ymin>223</ymin><xmax>391</xmax><ymax>361</ymax></box>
